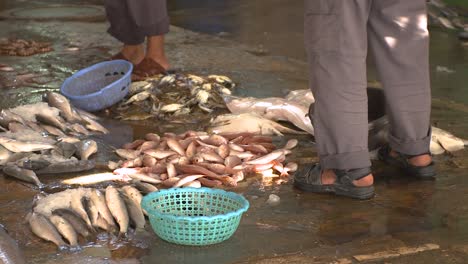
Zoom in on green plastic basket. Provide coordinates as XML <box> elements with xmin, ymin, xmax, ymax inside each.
<box><xmin>141</xmin><ymin>187</ymin><xmax>250</xmax><ymax>246</ymax></box>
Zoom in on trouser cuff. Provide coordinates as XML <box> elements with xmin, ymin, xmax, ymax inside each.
<box><xmin>141</xmin><ymin>16</ymin><xmax>170</xmax><ymax>36</ymax></box>
<box><xmin>107</xmin><ymin>27</ymin><xmax>145</xmax><ymax>45</ymax></box>
<box><xmin>388</xmin><ymin>127</ymin><xmax>431</xmax><ymax>156</ymax></box>
<box><xmin>320</xmin><ymin>150</ymin><xmax>371</xmax><ymax>170</ymax></box>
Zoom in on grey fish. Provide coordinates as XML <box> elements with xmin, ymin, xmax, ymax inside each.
<box><xmin>40</xmin><ymin>124</ymin><xmax>66</xmax><ymax>137</ymax></box>
<box><xmin>89</xmin><ymin>189</ymin><xmax>116</xmax><ymax>229</ymax></box>
<box><xmin>0</xmin><ymin>137</ymin><xmax>55</xmax><ymax>153</ymax></box>
<box><xmin>133</xmin><ymin>180</ymin><xmax>158</xmax><ymax>194</ymax></box>
<box><xmin>15</xmin><ymin>157</ymin><xmax>51</xmax><ymax>171</ymax></box>
<box><xmin>47</xmin><ymin>92</ymin><xmax>83</xmax><ymax>123</ymax></box>
<box><xmin>80</xmin><ymin>115</ymin><xmax>109</xmax><ymax>134</ymax></box>
<box><xmin>70</xmin><ymin>123</ymin><xmax>91</xmax><ymax>135</ymax></box>
<box><xmin>2</xmin><ymin>165</ymin><xmax>43</xmax><ymax>188</ymax></box>
<box><xmin>35</xmin><ymin>160</ymin><xmax>95</xmax><ymax>175</ymax></box>
<box><xmin>49</xmin><ymin>215</ymin><xmax>79</xmax><ymax>247</ymax></box>
<box><xmin>0</xmin><ymin>145</ymin><xmax>12</xmax><ymax>165</ymax></box>
<box><xmin>85</xmin><ymin>198</ymin><xmax>111</xmax><ymax>232</ymax></box>
<box><xmin>36</xmin><ymin>113</ymin><xmax>67</xmax><ymax>131</ymax></box>
<box><xmin>105</xmin><ymin>186</ymin><xmax>129</xmax><ymax>234</ymax></box>
<box><xmin>0</xmin><ymin>224</ymin><xmax>26</xmax><ymax>264</ymax></box>
<box><xmin>75</xmin><ymin>140</ymin><xmax>98</xmax><ymax>160</ymax></box>
<box><xmin>70</xmin><ymin>190</ymin><xmax>93</xmax><ymax>228</ymax></box>
<box><xmin>29</xmin><ymin>212</ymin><xmax>67</xmax><ymax>249</ymax></box>
<box><xmin>122</xmin><ymin>195</ymin><xmax>145</xmax><ymax>229</ymax></box>
<box><xmin>54</xmin><ymin>209</ymin><xmax>91</xmax><ymax>238</ymax></box>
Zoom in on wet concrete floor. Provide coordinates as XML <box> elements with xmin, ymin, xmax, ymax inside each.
<box><xmin>1</xmin><ymin>1</ymin><xmax>468</xmax><ymax>263</ymax></box>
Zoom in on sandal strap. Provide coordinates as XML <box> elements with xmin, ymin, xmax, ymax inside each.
<box><xmin>334</xmin><ymin>167</ymin><xmax>372</xmax><ymax>184</ymax></box>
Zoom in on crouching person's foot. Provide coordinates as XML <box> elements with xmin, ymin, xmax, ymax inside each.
<box><xmin>294</xmin><ymin>164</ymin><xmax>375</xmax><ymax>200</ymax></box>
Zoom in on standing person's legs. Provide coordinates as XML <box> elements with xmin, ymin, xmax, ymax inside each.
<box><xmin>295</xmin><ymin>0</ymin><xmax>374</xmax><ymax>199</ymax></box>
<box><xmin>127</xmin><ymin>0</ymin><xmax>170</xmax><ymax>72</ymax></box>
<box><xmin>368</xmin><ymin>0</ymin><xmax>435</xmax><ymax>177</ymax></box>
<box><xmin>104</xmin><ymin>0</ymin><xmax>145</xmax><ymax>65</ymax></box>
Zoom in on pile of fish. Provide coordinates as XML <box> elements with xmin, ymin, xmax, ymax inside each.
<box><xmin>113</xmin><ymin>73</ymin><xmax>235</xmax><ymax>121</ymax></box>
<box><xmin>0</xmin><ymin>92</ymin><xmax>109</xmax><ymax>187</ymax></box>
<box><xmin>0</xmin><ymin>38</ymin><xmax>53</xmax><ymax>56</ymax></box>
<box><xmin>29</xmin><ymin>186</ymin><xmax>146</xmax><ymax>249</ymax></box>
<box><xmin>97</xmin><ymin>131</ymin><xmax>299</xmax><ymax>189</ymax></box>
<box><xmin>217</xmin><ymin>89</ymin><xmax>468</xmax><ymax>155</ymax></box>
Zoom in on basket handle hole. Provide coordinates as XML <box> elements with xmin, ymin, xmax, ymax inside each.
<box><xmin>113</xmin><ymin>72</ymin><xmax>119</xmax><ymax>75</ymax></box>
<box><xmin>105</xmin><ymin>72</ymin><xmax>111</xmax><ymax>77</ymax></box>
<box><xmin>121</xmin><ymin>71</ymin><xmax>125</xmax><ymax>75</ymax></box>
<box><xmin>121</xmin><ymin>86</ymin><xmax>126</xmax><ymax>91</ymax></box>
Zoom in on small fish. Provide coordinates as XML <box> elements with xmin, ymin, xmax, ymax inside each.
<box><xmin>75</xmin><ymin>139</ymin><xmax>98</xmax><ymax>160</ymax></box>
<box><xmin>137</xmin><ymin>141</ymin><xmax>159</xmax><ymax>152</ymax></box>
<box><xmin>62</xmin><ymin>172</ymin><xmax>131</xmax><ymax>185</ymax></box>
<box><xmin>40</xmin><ymin>124</ymin><xmax>66</xmax><ymax>136</ymax></box>
<box><xmin>224</xmin><ymin>155</ymin><xmax>242</xmax><ymax>168</ymax></box>
<box><xmin>35</xmin><ymin>160</ymin><xmax>95</xmax><ymax>174</ymax></box>
<box><xmin>2</xmin><ymin>165</ymin><xmax>43</xmax><ymax>188</ymax></box>
<box><xmin>0</xmin><ymin>137</ymin><xmax>54</xmax><ymax>153</ymax></box>
<box><xmin>198</xmin><ymin>177</ymin><xmax>222</xmax><ymax>188</ymax></box>
<box><xmin>29</xmin><ymin>212</ymin><xmax>67</xmax><ymax>249</ymax></box>
<box><xmin>175</xmin><ymin>164</ymin><xmax>236</xmax><ymax>187</ymax></box>
<box><xmin>246</xmin><ymin>150</ymin><xmax>290</xmax><ymax>165</ymax></box>
<box><xmin>216</xmin><ymin>144</ymin><xmax>230</xmax><ymax>159</ymax></box>
<box><xmin>123</xmin><ymin>139</ymin><xmax>145</xmax><ymax>150</ymax></box>
<box><xmin>145</xmin><ymin>133</ymin><xmax>160</xmax><ymax>142</ymax></box>
<box><xmin>133</xmin><ymin>180</ymin><xmax>158</xmax><ymax>193</ymax></box>
<box><xmin>0</xmin><ymin>110</ymin><xmax>26</xmax><ymax>128</ymax></box>
<box><xmin>0</xmin><ymin>224</ymin><xmax>26</xmax><ymax>264</ymax></box>
<box><xmin>121</xmin><ymin>186</ymin><xmax>143</xmax><ymax>207</ymax></box>
<box><xmin>173</xmin><ymin>175</ymin><xmax>204</xmax><ymax>188</ymax></box>
<box><xmin>47</xmin><ymin>92</ymin><xmax>83</xmax><ymax>123</ymax></box>
<box><xmin>284</xmin><ymin>139</ymin><xmax>298</xmax><ymax>150</ymax></box>
<box><xmin>115</xmin><ymin>149</ymin><xmax>140</xmax><ymax>160</ymax></box>
<box><xmin>122</xmin><ymin>195</ymin><xmax>145</xmax><ymax>229</ymax></box>
<box><xmin>142</xmin><ymin>155</ymin><xmax>157</xmax><ymax>167</ymax></box>
<box><xmin>36</xmin><ymin>113</ymin><xmax>67</xmax><ymax>131</ymax></box>
<box><xmin>54</xmin><ymin>209</ymin><xmax>91</xmax><ymax>238</ymax></box>
<box><xmin>49</xmin><ymin>215</ymin><xmax>78</xmax><ymax>247</ymax></box>
<box><xmin>105</xmin><ymin>186</ymin><xmax>129</xmax><ymax>234</ymax></box>
<box><xmin>166</xmin><ymin>138</ymin><xmax>185</xmax><ymax>156</ymax></box>
<box><xmin>128</xmin><ymin>173</ymin><xmax>162</xmax><ymax>184</ymax></box>
<box><xmin>143</xmin><ymin>149</ymin><xmax>177</xmax><ymax>159</ymax></box>
<box><xmin>182</xmin><ymin>180</ymin><xmax>201</xmax><ymax>188</ymax></box>
<box><xmin>70</xmin><ymin>190</ymin><xmax>93</xmax><ymax>228</ymax></box>
<box><xmin>80</xmin><ymin>114</ymin><xmax>109</xmax><ymax>134</ymax></box>
<box><xmin>89</xmin><ymin>189</ymin><xmax>116</xmax><ymax>229</ymax></box>
<box><xmin>70</xmin><ymin>123</ymin><xmax>90</xmax><ymax>135</ymax></box>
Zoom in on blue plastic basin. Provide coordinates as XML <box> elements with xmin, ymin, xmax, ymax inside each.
<box><xmin>60</xmin><ymin>59</ymin><xmax>132</xmax><ymax>112</ymax></box>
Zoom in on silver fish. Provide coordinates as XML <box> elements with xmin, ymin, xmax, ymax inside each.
<box><xmin>36</xmin><ymin>113</ymin><xmax>67</xmax><ymax>131</ymax></box>
<box><xmin>47</xmin><ymin>92</ymin><xmax>83</xmax><ymax>123</ymax></box>
<box><xmin>89</xmin><ymin>189</ymin><xmax>116</xmax><ymax>229</ymax></box>
<box><xmin>29</xmin><ymin>212</ymin><xmax>67</xmax><ymax>249</ymax></box>
<box><xmin>105</xmin><ymin>186</ymin><xmax>129</xmax><ymax>234</ymax></box>
<box><xmin>133</xmin><ymin>180</ymin><xmax>158</xmax><ymax>194</ymax></box>
<box><xmin>122</xmin><ymin>195</ymin><xmax>145</xmax><ymax>229</ymax></box>
<box><xmin>0</xmin><ymin>137</ymin><xmax>54</xmax><ymax>153</ymax></box>
<box><xmin>35</xmin><ymin>160</ymin><xmax>95</xmax><ymax>175</ymax></box>
<box><xmin>2</xmin><ymin>165</ymin><xmax>43</xmax><ymax>187</ymax></box>
<box><xmin>53</xmin><ymin>209</ymin><xmax>91</xmax><ymax>238</ymax></box>
<box><xmin>49</xmin><ymin>215</ymin><xmax>78</xmax><ymax>247</ymax></box>
<box><xmin>80</xmin><ymin>115</ymin><xmax>109</xmax><ymax>134</ymax></box>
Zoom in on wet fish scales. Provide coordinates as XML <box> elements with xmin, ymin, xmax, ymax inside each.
<box><xmin>53</xmin><ymin>209</ymin><xmax>91</xmax><ymax>238</ymax></box>
<box><xmin>105</xmin><ymin>186</ymin><xmax>129</xmax><ymax>234</ymax></box>
<box><xmin>2</xmin><ymin>165</ymin><xmax>43</xmax><ymax>187</ymax></box>
<box><xmin>49</xmin><ymin>215</ymin><xmax>79</xmax><ymax>247</ymax></box>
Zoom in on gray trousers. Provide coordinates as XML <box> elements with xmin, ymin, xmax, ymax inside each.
<box><xmin>305</xmin><ymin>0</ymin><xmax>432</xmax><ymax>170</ymax></box>
<box><xmin>104</xmin><ymin>0</ymin><xmax>169</xmax><ymax>45</ymax></box>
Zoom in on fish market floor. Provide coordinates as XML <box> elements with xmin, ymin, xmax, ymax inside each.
<box><xmin>1</xmin><ymin>4</ymin><xmax>468</xmax><ymax>264</ymax></box>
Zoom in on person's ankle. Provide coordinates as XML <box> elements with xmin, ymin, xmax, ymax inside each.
<box><xmin>121</xmin><ymin>44</ymin><xmax>145</xmax><ymax>65</ymax></box>
<box><xmin>146</xmin><ymin>54</ymin><xmax>170</xmax><ymax>70</ymax></box>
<box><xmin>322</xmin><ymin>169</ymin><xmax>373</xmax><ymax>187</ymax></box>
<box><xmin>390</xmin><ymin>150</ymin><xmax>432</xmax><ymax>167</ymax></box>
